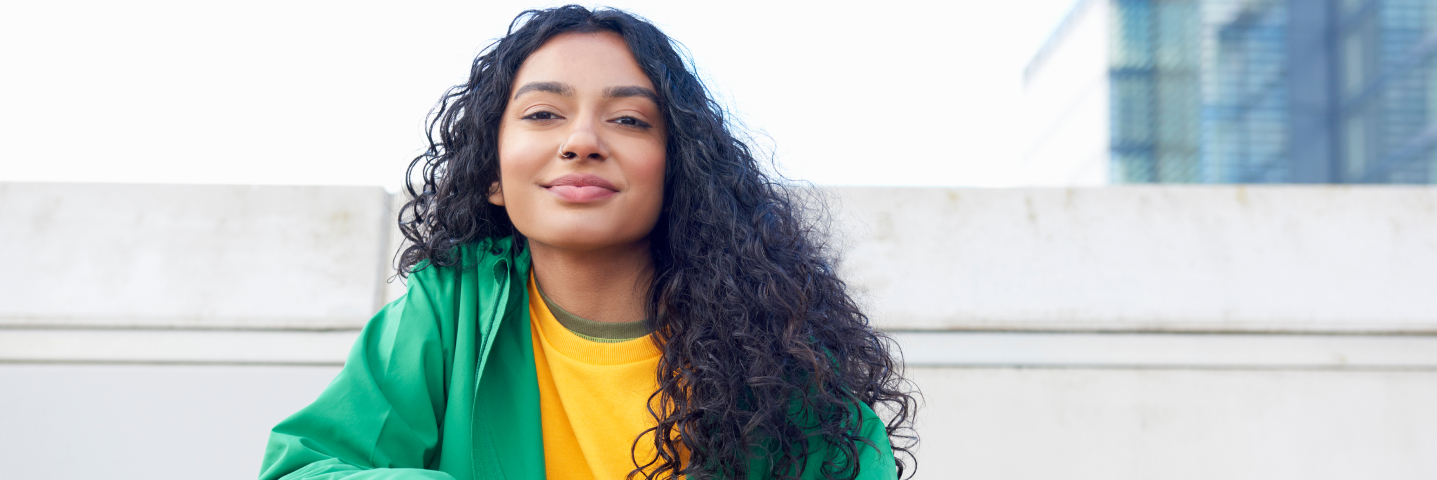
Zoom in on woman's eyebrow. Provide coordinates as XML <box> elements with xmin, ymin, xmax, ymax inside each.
<box><xmin>512</xmin><ymin>81</ymin><xmax>573</xmax><ymax>99</ymax></box>
<box><xmin>604</xmin><ymin>86</ymin><xmax>660</xmax><ymax>105</ymax></box>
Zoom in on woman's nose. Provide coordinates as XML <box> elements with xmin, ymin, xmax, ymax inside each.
<box><xmin>559</xmin><ymin>119</ymin><xmax>607</xmax><ymax>161</ymax></box>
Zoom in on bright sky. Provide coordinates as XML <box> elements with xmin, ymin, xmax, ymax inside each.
<box><xmin>0</xmin><ymin>1</ymin><xmax>1078</xmax><ymax>190</ymax></box>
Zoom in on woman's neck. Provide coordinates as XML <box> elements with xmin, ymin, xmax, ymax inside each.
<box><xmin>527</xmin><ymin>238</ymin><xmax>653</xmax><ymax>324</ymax></box>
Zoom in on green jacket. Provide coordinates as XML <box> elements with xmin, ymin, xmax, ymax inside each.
<box><xmin>260</xmin><ymin>236</ymin><xmax>897</xmax><ymax>480</ymax></box>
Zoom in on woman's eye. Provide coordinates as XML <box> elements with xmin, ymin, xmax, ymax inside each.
<box><xmin>613</xmin><ymin>116</ymin><xmax>651</xmax><ymax>128</ymax></box>
<box><xmin>522</xmin><ymin>111</ymin><xmax>560</xmax><ymax>121</ymax></box>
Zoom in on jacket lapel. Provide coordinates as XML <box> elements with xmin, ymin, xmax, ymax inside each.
<box><xmin>470</xmin><ymin>238</ymin><xmax>546</xmax><ymax>480</ymax></box>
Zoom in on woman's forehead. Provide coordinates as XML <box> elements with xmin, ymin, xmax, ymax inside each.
<box><xmin>512</xmin><ymin>31</ymin><xmax>654</xmax><ymax>94</ymax></box>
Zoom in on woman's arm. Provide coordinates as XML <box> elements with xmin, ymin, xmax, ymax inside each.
<box><xmin>851</xmin><ymin>402</ymin><xmax>900</xmax><ymax>480</ymax></box>
<box><xmin>752</xmin><ymin>401</ymin><xmax>900</xmax><ymax>480</ymax></box>
<box><xmin>259</xmin><ymin>273</ymin><xmax>455</xmax><ymax>480</ymax></box>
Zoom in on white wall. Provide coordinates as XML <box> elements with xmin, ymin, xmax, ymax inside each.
<box><xmin>830</xmin><ymin>186</ymin><xmax>1437</xmax><ymax>333</ymax></box>
<box><xmin>0</xmin><ymin>182</ymin><xmax>392</xmax><ymax>330</ymax></box>
<box><xmin>2</xmin><ymin>183</ymin><xmax>1435</xmax><ymax>479</ymax></box>
<box><xmin>910</xmin><ymin>368</ymin><xmax>1437</xmax><ymax>479</ymax></box>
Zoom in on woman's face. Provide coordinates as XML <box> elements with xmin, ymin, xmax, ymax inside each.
<box><xmin>492</xmin><ymin>31</ymin><xmax>667</xmax><ymax>254</ymax></box>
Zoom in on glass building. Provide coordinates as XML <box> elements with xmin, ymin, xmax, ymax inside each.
<box><xmin>1024</xmin><ymin>0</ymin><xmax>1437</xmax><ymax>184</ymax></box>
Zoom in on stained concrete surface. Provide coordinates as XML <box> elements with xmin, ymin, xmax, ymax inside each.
<box><xmin>4</xmin><ymin>183</ymin><xmax>1436</xmax><ymax>480</ymax></box>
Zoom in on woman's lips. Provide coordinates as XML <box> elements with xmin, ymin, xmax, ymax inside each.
<box><xmin>544</xmin><ymin>174</ymin><xmax>618</xmax><ymax>203</ymax></box>
<box><xmin>547</xmin><ymin>185</ymin><xmax>616</xmax><ymax>202</ymax></box>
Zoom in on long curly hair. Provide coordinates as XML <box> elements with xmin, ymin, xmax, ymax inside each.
<box><xmin>397</xmin><ymin>6</ymin><xmax>917</xmax><ymax>479</ymax></box>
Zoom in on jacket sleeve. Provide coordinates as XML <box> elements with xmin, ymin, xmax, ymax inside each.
<box><xmin>771</xmin><ymin>401</ymin><xmax>900</xmax><ymax>480</ymax></box>
<box><xmin>259</xmin><ymin>270</ymin><xmax>456</xmax><ymax>480</ymax></box>
<box><xmin>852</xmin><ymin>402</ymin><xmax>899</xmax><ymax>480</ymax></box>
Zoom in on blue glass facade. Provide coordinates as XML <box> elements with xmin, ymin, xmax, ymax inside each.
<box><xmin>1107</xmin><ymin>0</ymin><xmax>1437</xmax><ymax>183</ymax></box>
<box><xmin>1341</xmin><ymin>0</ymin><xmax>1437</xmax><ymax>182</ymax></box>
<box><xmin>1202</xmin><ymin>0</ymin><xmax>1289</xmax><ymax>182</ymax></box>
<box><xmin>1110</xmin><ymin>0</ymin><xmax>1203</xmax><ymax>182</ymax></box>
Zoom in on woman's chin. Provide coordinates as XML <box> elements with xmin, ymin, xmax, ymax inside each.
<box><xmin>524</xmin><ymin>230</ymin><xmax>650</xmax><ymax>254</ymax></box>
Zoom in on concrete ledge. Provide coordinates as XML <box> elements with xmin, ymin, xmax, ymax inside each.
<box><xmin>0</xmin><ymin>182</ymin><xmax>393</xmax><ymax>330</ymax></box>
<box><xmin>0</xmin><ymin>329</ymin><xmax>358</xmax><ymax>365</ymax></box>
<box><xmin>830</xmin><ymin>186</ymin><xmax>1437</xmax><ymax>332</ymax></box>
<box><xmin>0</xmin><ymin>316</ymin><xmax>371</xmax><ymax>331</ymax></box>
<box><xmin>890</xmin><ymin>331</ymin><xmax>1437</xmax><ymax>370</ymax></box>
<box><xmin>8</xmin><ymin>184</ymin><xmax>1436</xmax><ymax>335</ymax></box>
<box><xmin>9</xmin><ymin>328</ymin><xmax>1437</xmax><ymax>370</ymax></box>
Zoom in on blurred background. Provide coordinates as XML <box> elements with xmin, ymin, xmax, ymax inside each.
<box><xmin>2</xmin><ymin>0</ymin><xmax>1436</xmax><ymax>479</ymax></box>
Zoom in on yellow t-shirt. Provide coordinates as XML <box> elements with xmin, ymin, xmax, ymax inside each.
<box><xmin>528</xmin><ymin>275</ymin><xmax>671</xmax><ymax>480</ymax></box>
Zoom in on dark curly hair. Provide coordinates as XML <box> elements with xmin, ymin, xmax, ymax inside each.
<box><xmin>397</xmin><ymin>6</ymin><xmax>917</xmax><ymax>480</ymax></box>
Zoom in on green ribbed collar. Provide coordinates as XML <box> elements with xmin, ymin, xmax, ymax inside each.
<box><xmin>534</xmin><ymin>281</ymin><xmax>651</xmax><ymax>343</ymax></box>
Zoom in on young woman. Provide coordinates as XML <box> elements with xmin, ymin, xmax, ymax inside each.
<box><xmin>260</xmin><ymin>6</ymin><xmax>916</xmax><ymax>480</ymax></box>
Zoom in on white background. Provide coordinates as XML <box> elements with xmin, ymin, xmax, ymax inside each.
<box><xmin>0</xmin><ymin>0</ymin><xmax>1079</xmax><ymax>190</ymax></box>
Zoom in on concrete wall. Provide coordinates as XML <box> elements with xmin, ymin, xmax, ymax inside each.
<box><xmin>830</xmin><ymin>186</ymin><xmax>1437</xmax><ymax>333</ymax></box>
<box><xmin>0</xmin><ymin>182</ymin><xmax>393</xmax><ymax>330</ymax></box>
<box><xmin>2</xmin><ymin>183</ymin><xmax>1435</xmax><ymax>479</ymax></box>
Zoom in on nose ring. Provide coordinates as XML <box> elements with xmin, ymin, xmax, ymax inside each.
<box><xmin>559</xmin><ymin>144</ymin><xmax>576</xmax><ymax>159</ymax></box>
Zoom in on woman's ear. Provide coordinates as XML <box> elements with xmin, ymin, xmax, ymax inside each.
<box><xmin>488</xmin><ymin>181</ymin><xmax>505</xmax><ymax>206</ymax></box>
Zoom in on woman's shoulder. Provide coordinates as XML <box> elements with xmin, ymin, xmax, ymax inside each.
<box><xmin>394</xmin><ymin>236</ymin><xmax>531</xmax><ymax>325</ymax></box>
<box><xmin>405</xmin><ymin>236</ymin><xmax>529</xmax><ymax>284</ymax></box>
